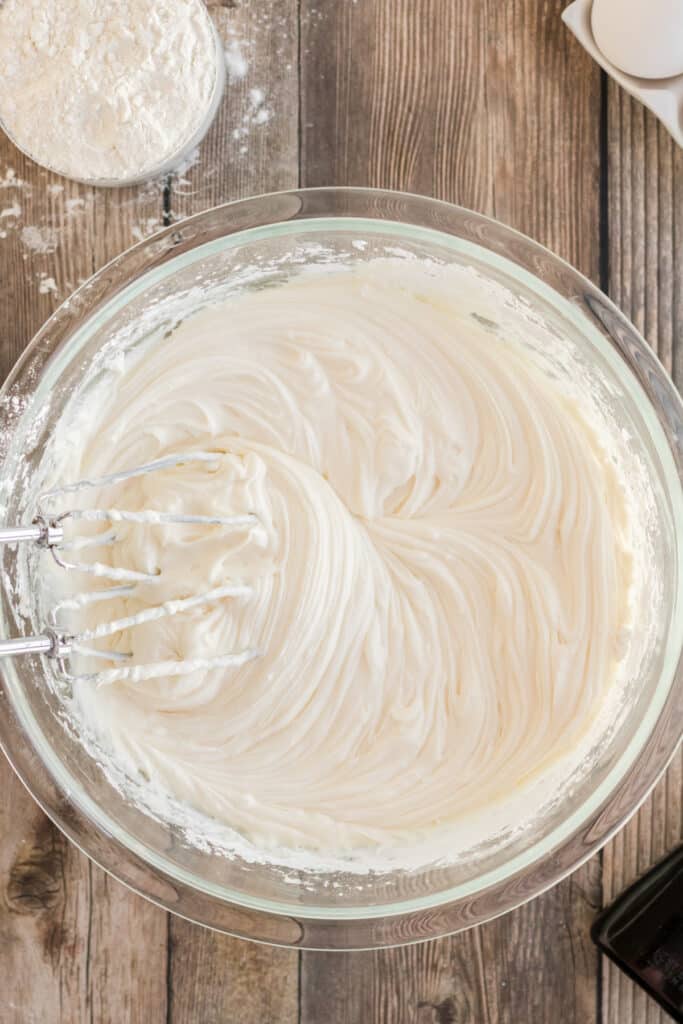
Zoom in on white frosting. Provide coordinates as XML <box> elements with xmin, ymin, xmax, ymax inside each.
<box><xmin>45</xmin><ymin>258</ymin><xmax>633</xmax><ymax>854</ymax></box>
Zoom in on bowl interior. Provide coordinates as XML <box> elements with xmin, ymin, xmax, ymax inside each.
<box><xmin>0</xmin><ymin>195</ymin><xmax>681</xmax><ymax>939</ymax></box>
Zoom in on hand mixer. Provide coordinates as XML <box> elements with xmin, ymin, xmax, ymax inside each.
<box><xmin>0</xmin><ymin>451</ymin><xmax>261</xmax><ymax>685</ymax></box>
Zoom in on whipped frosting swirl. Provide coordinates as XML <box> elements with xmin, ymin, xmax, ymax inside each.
<box><xmin>49</xmin><ymin>258</ymin><xmax>633</xmax><ymax>853</ymax></box>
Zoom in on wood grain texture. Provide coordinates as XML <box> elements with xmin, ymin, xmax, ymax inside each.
<box><xmin>165</xmin><ymin>5</ymin><xmax>300</xmax><ymax>1020</ymax></box>
<box><xmin>301</xmin><ymin>0</ymin><xmax>601</xmax><ymax>277</ymax></box>
<box><xmin>0</xmin><ymin>771</ymin><xmax>89</xmax><ymax>1024</ymax></box>
<box><xmin>300</xmin><ymin>942</ymin><xmax>493</xmax><ymax>1024</ymax></box>
<box><xmin>300</xmin><ymin>2</ymin><xmax>602</xmax><ymax>1018</ymax></box>
<box><xmin>301</xmin><ymin>863</ymin><xmax>602</xmax><ymax>1024</ymax></box>
<box><xmin>601</xmin><ymin>86</ymin><xmax>683</xmax><ymax>1024</ymax></box>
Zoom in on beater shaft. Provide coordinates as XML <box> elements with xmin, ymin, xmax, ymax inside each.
<box><xmin>0</xmin><ymin>629</ymin><xmax>70</xmax><ymax>658</ymax></box>
<box><xmin>0</xmin><ymin>517</ymin><xmax>63</xmax><ymax>547</ymax></box>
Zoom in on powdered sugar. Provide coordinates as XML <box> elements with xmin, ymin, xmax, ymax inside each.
<box><xmin>225</xmin><ymin>39</ymin><xmax>249</xmax><ymax>82</ymax></box>
<box><xmin>229</xmin><ymin>85</ymin><xmax>274</xmax><ymax>151</ymax></box>
<box><xmin>0</xmin><ymin>0</ymin><xmax>221</xmax><ymax>183</ymax></box>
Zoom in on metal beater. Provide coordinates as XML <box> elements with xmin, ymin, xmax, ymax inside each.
<box><xmin>0</xmin><ymin>451</ymin><xmax>260</xmax><ymax>684</ymax></box>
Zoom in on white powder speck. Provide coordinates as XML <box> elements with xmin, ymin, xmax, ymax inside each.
<box><xmin>38</xmin><ymin>273</ymin><xmax>58</xmax><ymax>294</ymax></box>
<box><xmin>222</xmin><ymin>80</ymin><xmax>274</xmax><ymax>158</ymax></box>
<box><xmin>0</xmin><ymin>203</ymin><xmax>21</xmax><ymax>218</ymax></box>
<box><xmin>65</xmin><ymin>197</ymin><xmax>85</xmax><ymax>214</ymax></box>
<box><xmin>243</xmin><ymin>87</ymin><xmax>272</xmax><ymax>130</ymax></box>
<box><xmin>47</xmin><ymin>183</ymin><xmax>64</xmax><ymax>195</ymax></box>
<box><xmin>20</xmin><ymin>224</ymin><xmax>58</xmax><ymax>254</ymax></box>
<box><xmin>225</xmin><ymin>40</ymin><xmax>249</xmax><ymax>82</ymax></box>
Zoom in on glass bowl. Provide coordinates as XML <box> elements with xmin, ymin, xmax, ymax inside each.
<box><xmin>0</xmin><ymin>188</ymin><xmax>682</xmax><ymax>950</ymax></box>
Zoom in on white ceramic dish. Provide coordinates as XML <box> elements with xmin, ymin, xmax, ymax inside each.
<box><xmin>563</xmin><ymin>0</ymin><xmax>683</xmax><ymax>147</ymax></box>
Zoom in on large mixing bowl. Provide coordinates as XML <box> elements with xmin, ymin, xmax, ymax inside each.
<box><xmin>1</xmin><ymin>188</ymin><xmax>682</xmax><ymax>949</ymax></box>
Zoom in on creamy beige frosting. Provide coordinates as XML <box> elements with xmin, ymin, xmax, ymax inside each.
<box><xmin>47</xmin><ymin>258</ymin><xmax>633</xmax><ymax>853</ymax></box>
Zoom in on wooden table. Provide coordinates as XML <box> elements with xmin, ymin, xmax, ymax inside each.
<box><xmin>0</xmin><ymin>2</ymin><xmax>681</xmax><ymax>1021</ymax></box>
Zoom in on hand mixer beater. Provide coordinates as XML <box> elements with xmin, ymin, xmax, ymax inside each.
<box><xmin>0</xmin><ymin>451</ymin><xmax>261</xmax><ymax>684</ymax></box>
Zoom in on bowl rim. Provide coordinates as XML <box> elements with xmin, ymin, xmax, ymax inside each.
<box><xmin>1</xmin><ymin>185</ymin><xmax>682</xmax><ymax>949</ymax></box>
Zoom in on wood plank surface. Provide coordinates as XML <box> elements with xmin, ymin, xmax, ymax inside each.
<box><xmin>601</xmin><ymin>88</ymin><xmax>683</xmax><ymax>1024</ymax></box>
<box><xmin>0</xmin><ymin>1</ymin><xmax>680</xmax><ymax>1022</ymax></box>
<box><xmin>300</xmin><ymin>2</ymin><xmax>602</xmax><ymax>1019</ymax></box>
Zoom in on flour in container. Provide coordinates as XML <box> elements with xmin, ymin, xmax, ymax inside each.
<box><xmin>0</xmin><ymin>0</ymin><xmax>221</xmax><ymax>183</ymax></box>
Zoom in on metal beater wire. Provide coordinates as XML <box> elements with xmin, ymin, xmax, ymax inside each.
<box><xmin>0</xmin><ymin>449</ymin><xmax>263</xmax><ymax>680</ymax></box>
